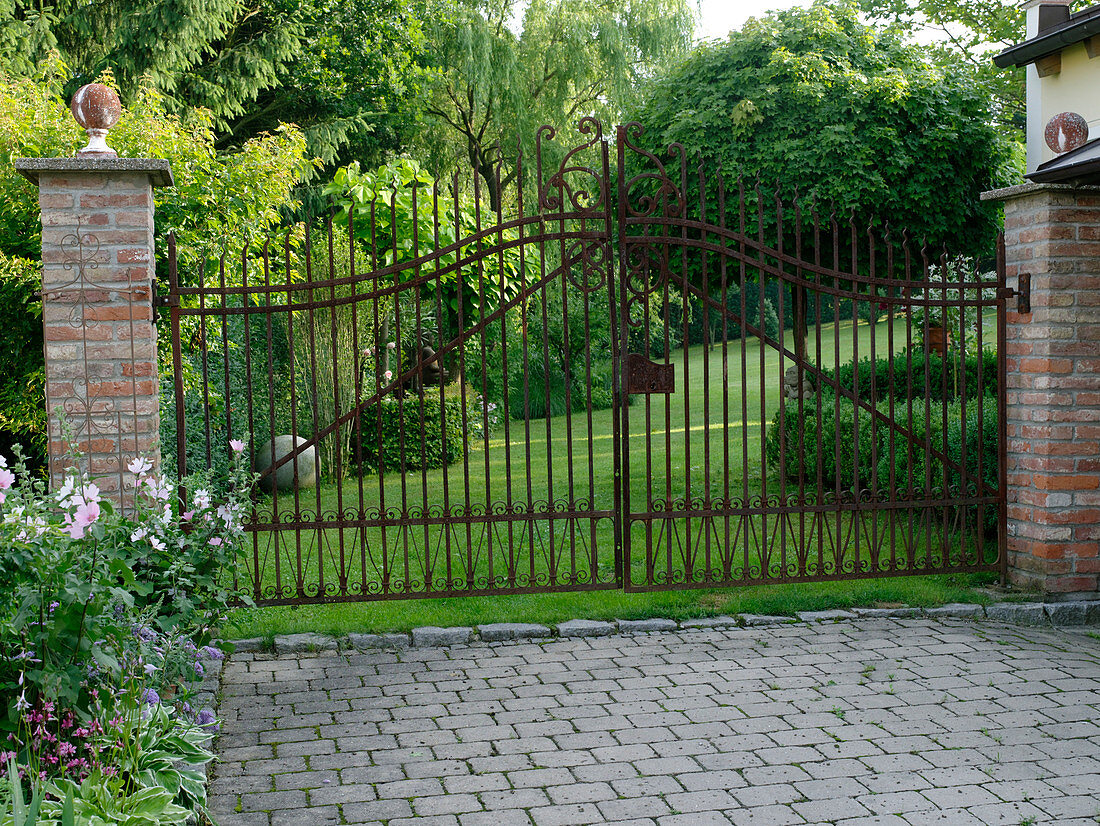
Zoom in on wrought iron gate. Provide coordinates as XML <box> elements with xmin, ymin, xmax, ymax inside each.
<box><xmin>168</xmin><ymin>120</ymin><xmax>1007</xmax><ymax>605</ymax></box>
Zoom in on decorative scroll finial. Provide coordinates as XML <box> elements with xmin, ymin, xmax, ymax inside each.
<box><xmin>70</xmin><ymin>84</ymin><xmax>122</xmax><ymax>158</ymax></box>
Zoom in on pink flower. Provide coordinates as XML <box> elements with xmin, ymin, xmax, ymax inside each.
<box><xmin>0</xmin><ymin>468</ymin><xmax>14</xmax><ymax>490</ymax></box>
<box><xmin>229</xmin><ymin>439</ymin><xmax>245</xmax><ymax>453</ymax></box>
<box><xmin>208</xmin><ymin>537</ymin><xmax>223</xmax><ymax>546</ymax></box>
<box><xmin>386</xmin><ymin>341</ymin><xmax>396</xmax><ymax>350</ymax></box>
<box><xmin>127</xmin><ymin>457</ymin><xmax>152</xmax><ymax>476</ymax></box>
<box><xmin>384</xmin><ymin>370</ymin><xmax>393</xmax><ymax>382</ymax></box>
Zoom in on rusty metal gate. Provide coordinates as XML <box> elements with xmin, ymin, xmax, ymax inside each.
<box><xmin>167</xmin><ymin>120</ymin><xmax>1008</xmax><ymax>605</ymax></box>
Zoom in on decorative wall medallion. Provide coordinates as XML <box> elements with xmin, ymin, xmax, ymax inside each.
<box><xmin>1045</xmin><ymin>111</ymin><xmax>1089</xmax><ymax>154</ymax></box>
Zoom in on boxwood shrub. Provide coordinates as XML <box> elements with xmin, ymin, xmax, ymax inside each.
<box><xmin>354</xmin><ymin>395</ymin><xmax>471</xmax><ymax>472</ymax></box>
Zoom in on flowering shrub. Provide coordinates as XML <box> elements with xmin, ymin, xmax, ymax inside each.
<box><xmin>0</xmin><ymin>442</ymin><xmax>253</xmax><ymax>822</ymax></box>
<box><xmin>0</xmin><ymin>444</ymin><xmax>253</xmax><ymax>718</ymax></box>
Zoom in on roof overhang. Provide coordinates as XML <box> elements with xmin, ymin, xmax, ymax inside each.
<box><xmin>995</xmin><ymin>6</ymin><xmax>1100</xmax><ymax>69</ymax></box>
<box><xmin>1028</xmin><ymin>136</ymin><xmax>1100</xmax><ymax>184</ymax></box>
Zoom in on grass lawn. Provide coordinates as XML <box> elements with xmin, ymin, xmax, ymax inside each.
<box><xmin>224</xmin><ymin>309</ymin><xmax>1003</xmax><ymax>637</ymax></box>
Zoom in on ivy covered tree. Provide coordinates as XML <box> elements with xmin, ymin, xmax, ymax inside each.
<box><xmin>419</xmin><ymin>0</ymin><xmax>695</xmax><ymax>211</ymax></box>
<box><xmin>632</xmin><ymin>0</ymin><xmax>1019</xmax><ymax>259</ymax></box>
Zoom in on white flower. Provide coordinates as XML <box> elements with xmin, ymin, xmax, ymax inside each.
<box><xmin>57</xmin><ymin>476</ymin><xmax>75</xmax><ymax>507</ymax></box>
<box><xmin>193</xmin><ymin>489</ymin><xmax>212</xmax><ymax>510</ymax></box>
<box><xmin>150</xmin><ymin>536</ymin><xmax>166</xmax><ymax>552</ymax></box>
<box><xmin>386</xmin><ymin>341</ymin><xmax>396</xmax><ymax>350</ymax></box>
<box><xmin>131</xmin><ymin>527</ymin><xmax>148</xmax><ymax>542</ymax></box>
<box><xmin>127</xmin><ymin>457</ymin><xmax>153</xmax><ymax>476</ymax></box>
<box><xmin>229</xmin><ymin>439</ymin><xmax>245</xmax><ymax>454</ymax></box>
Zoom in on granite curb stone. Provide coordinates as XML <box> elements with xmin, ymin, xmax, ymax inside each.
<box><xmin>925</xmin><ymin>603</ymin><xmax>985</xmax><ymax>619</ymax></box>
<box><xmin>274</xmin><ymin>633</ymin><xmax>338</xmax><ymax>655</ymax></box>
<box><xmin>556</xmin><ymin>619</ymin><xmax>616</xmax><ymax>638</ymax></box>
<box><xmin>476</xmin><ymin>623</ymin><xmax>553</xmax><ymax>642</ymax></box>
<box><xmin>797</xmin><ymin>609</ymin><xmax>858</xmax><ymax>622</ymax></box>
<box><xmin>250</xmin><ymin>599</ymin><xmax>1100</xmax><ymax>655</ymax></box>
<box><xmin>851</xmin><ymin>607</ymin><xmax>922</xmax><ymax>618</ymax></box>
<box><xmin>1045</xmin><ymin>601</ymin><xmax>1100</xmax><ymax>626</ymax></box>
<box><xmin>681</xmin><ymin>615</ymin><xmax>740</xmax><ymax>629</ymax></box>
<box><xmin>346</xmin><ymin>632</ymin><xmax>412</xmax><ymax>650</ymax></box>
<box><xmin>739</xmin><ymin>613</ymin><xmax>798</xmax><ymax>625</ymax></box>
<box><xmin>616</xmin><ymin>618</ymin><xmax>679</xmax><ymax>632</ymax></box>
<box><xmin>411</xmin><ymin>626</ymin><xmax>474</xmax><ymax>647</ymax></box>
<box><xmin>986</xmin><ymin>602</ymin><xmax>1049</xmax><ymax>626</ymax></box>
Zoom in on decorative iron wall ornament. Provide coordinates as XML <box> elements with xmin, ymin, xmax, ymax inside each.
<box><xmin>44</xmin><ymin>222</ymin><xmax>141</xmax><ymax>510</ymax></box>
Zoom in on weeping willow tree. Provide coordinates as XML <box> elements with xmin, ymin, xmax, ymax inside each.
<box><xmin>420</xmin><ymin>0</ymin><xmax>695</xmax><ymax>211</ymax></box>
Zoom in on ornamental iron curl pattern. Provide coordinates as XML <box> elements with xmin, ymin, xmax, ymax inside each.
<box><xmin>46</xmin><ymin>225</ymin><xmax>138</xmax><ymax>509</ymax></box>
<box><xmin>169</xmin><ymin>120</ymin><xmax>1008</xmax><ymax>606</ymax></box>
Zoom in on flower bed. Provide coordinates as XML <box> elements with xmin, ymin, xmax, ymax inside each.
<box><xmin>0</xmin><ymin>443</ymin><xmax>254</xmax><ymax>824</ymax></box>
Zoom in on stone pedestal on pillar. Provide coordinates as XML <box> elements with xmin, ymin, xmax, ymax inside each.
<box><xmin>983</xmin><ymin>181</ymin><xmax>1100</xmax><ymax>596</ymax></box>
<box><xmin>15</xmin><ymin>157</ymin><xmax>173</xmax><ymax>506</ymax></box>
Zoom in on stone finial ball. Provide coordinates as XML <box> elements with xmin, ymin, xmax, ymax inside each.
<box><xmin>69</xmin><ymin>83</ymin><xmax>122</xmax><ymax>131</ymax></box>
<box><xmin>1045</xmin><ymin>111</ymin><xmax>1089</xmax><ymax>154</ymax></box>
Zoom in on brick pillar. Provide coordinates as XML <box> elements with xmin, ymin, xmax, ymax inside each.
<box><xmin>14</xmin><ymin>158</ymin><xmax>173</xmax><ymax>507</ymax></box>
<box><xmin>983</xmin><ymin>182</ymin><xmax>1100</xmax><ymax>596</ymax></box>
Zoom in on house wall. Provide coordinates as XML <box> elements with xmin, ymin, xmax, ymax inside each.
<box><xmin>1025</xmin><ymin>0</ymin><xmax>1100</xmax><ymax>172</ymax></box>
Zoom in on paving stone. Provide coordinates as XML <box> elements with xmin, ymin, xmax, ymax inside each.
<box><xmin>798</xmin><ymin>609</ymin><xmax>858</xmax><ymax>622</ymax></box>
<box><xmin>273</xmin><ymin>633</ymin><xmax>338</xmax><ymax>655</ymax></box>
<box><xmin>209</xmin><ymin>617</ymin><xmax>1100</xmax><ymax>826</ymax></box>
<box><xmin>347</xmin><ymin>632</ymin><xmax>411</xmax><ymax>649</ymax></box>
<box><xmin>411</xmin><ymin>626</ymin><xmax>474</xmax><ymax>646</ymax></box>
<box><xmin>617</xmin><ymin>618</ymin><xmax>679</xmax><ymax>632</ymax></box>
<box><xmin>556</xmin><ymin>619</ymin><xmax>616</xmax><ymax>637</ymax></box>
<box><xmin>1045</xmin><ymin>600</ymin><xmax>1100</xmax><ymax>626</ymax></box>
<box><xmin>924</xmin><ymin>603</ymin><xmax>984</xmax><ymax>619</ymax></box>
<box><xmin>985</xmin><ymin>602</ymin><xmax>1049</xmax><ymax>626</ymax></box>
<box><xmin>476</xmin><ymin>622</ymin><xmax>553</xmax><ymax>641</ymax></box>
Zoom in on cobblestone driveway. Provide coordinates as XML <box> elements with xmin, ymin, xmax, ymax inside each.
<box><xmin>209</xmin><ymin>618</ymin><xmax>1100</xmax><ymax>826</ymax></box>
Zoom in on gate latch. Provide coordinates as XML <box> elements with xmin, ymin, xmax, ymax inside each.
<box><xmin>625</xmin><ymin>353</ymin><xmax>674</xmax><ymax>394</ymax></box>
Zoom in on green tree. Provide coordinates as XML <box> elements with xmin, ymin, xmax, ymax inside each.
<box><xmin>419</xmin><ymin>0</ymin><xmax>695</xmax><ymax>211</ymax></box>
<box><xmin>0</xmin><ymin>0</ymin><xmax>430</xmax><ymax>171</ymax></box>
<box><xmin>214</xmin><ymin>0</ymin><xmax>433</xmax><ymax>170</ymax></box>
<box><xmin>0</xmin><ymin>59</ymin><xmax>312</xmax><ymax>470</ymax></box>
<box><xmin>858</xmin><ymin>0</ymin><xmax>1093</xmax><ymax>133</ymax></box>
<box><xmin>633</xmin><ymin>0</ymin><xmax>1019</xmax><ymax>259</ymax></box>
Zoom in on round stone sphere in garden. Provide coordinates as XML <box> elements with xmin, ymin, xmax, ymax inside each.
<box><xmin>1045</xmin><ymin>112</ymin><xmax>1089</xmax><ymax>154</ymax></box>
<box><xmin>255</xmin><ymin>435</ymin><xmax>320</xmax><ymax>492</ymax></box>
<box><xmin>70</xmin><ymin>83</ymin><xmax>122</xmax><ymax>157</ymax></box>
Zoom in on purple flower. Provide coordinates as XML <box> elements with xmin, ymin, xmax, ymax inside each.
<box><xmin>140</xmin><ymin>688</ymin><xmax>160</xmax><ymax>706</ymax></box>
<box><xmin>133</xmin><ymin>625</ymin><xmax>157</xmax><ymax>642</ymax></box>
<box><xmin>200</xmin><ymin>646</ymin><xmax>225</xmax><ymax>661</ymax></box>
<box><xmin>196</xmin><ymin>709</ymin><xmax>218</xmax><ymax>732</ymax></box>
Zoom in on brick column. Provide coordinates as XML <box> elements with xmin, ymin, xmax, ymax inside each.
<box><xmin>983</xmin><ymin>182</ymin><xmax>1100</xmax><ymax>596</ymax></box>
<box><xmin>14</xmin><ymin>158</ymin><xmax>173</xmax><ymax>507</ymax></box>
